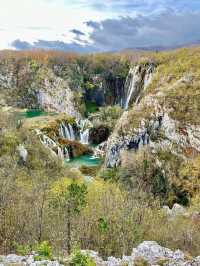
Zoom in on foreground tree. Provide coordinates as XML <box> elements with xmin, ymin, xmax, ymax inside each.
<box><xmin>50</xmin><ymin>180</ymin><xmax>88</xmax><ymax>254</ymax></box>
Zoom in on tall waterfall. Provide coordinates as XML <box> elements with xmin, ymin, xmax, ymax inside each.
<box><xmin>124</xmin><ymin>66</ymin><xmax>141</xmax><ymax>110</ymax></box>
<box><xmin>59</xmin><ymin>122</ymin><xmax>75</xmax><ymax>141</ymax></box>
<box><xmin>124</xmin><ymin>64</ymin><xmax>155</xmax><ymax>109</ymax></box>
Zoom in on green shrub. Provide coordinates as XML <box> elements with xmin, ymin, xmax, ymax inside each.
<box><xmin>15</xmin><ymin>243</ymin><xmax>31</xmax><ymax>256</ymax></box>
<box><xmin>85</xmin><ymin>101</ymin><xmax>98</xmax><ymax>114</ymax></box>
<box><xmin>35</xmin><ymin>241</ymin><xmax>52</xmax><ymax>259</ymax></box>
<box><xmin>70</xmin><ymin>250</ymin><xmax>96</xmax><ymax>266</ymax></box>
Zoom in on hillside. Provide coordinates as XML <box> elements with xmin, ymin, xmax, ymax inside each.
<box><xmin>0</xmin><ymin>47</ymin><xmax>200</xmax><ymax>264</ymax></box>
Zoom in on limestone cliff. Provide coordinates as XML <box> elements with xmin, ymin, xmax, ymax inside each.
<box><xmin>0</xmin><ymin>59</ymin><xmax>80</xmax><ymax>118</ymax></box>
<box><xmin>105</xmin><ymin>48</ymin><xmax>200</xmax><ymax>168</ymax></box>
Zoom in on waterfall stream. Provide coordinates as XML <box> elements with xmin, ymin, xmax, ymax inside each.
<box><xmin>59</xmin><ymin>122</ymin><xmax>75</xmax><ymax>141</ymax></box>
<box><xmin>124</xmin><ymin>66</ymin><xmax>140</xmax><ymax>109</ymax></box>
<box><xmin>124</xmin><ymin>64</ymin><xmax>155</xmax><ymax>109</ymax></box>
<box><xmin>76</xmin><ymin>119</ymin><xmax>92</xmax><ymax>145</ymax></box>
<box><xmin>36</xmin><ymin>129</ymin><xmax>70</xmax><ymax>160</ymax></box>
<box><xmin>80</xmin><ymin>128</ymin><xmax>90</xmax><ymax>145</ymax></box>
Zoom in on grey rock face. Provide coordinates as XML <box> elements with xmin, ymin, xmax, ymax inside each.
<box><xmin>82</xmin><ymin>241</ymin><xmax>200</xmax><ymax>266</ymax></box>
<box><xmin>105</xmin><ymin>87</ymin><xmax>200</xmax><ymax>168</ymax></box>
<box><xmin>0</xmin><ymin>62</ymin><xmax>81</xmax><ymax>119</ymax></box>
<box><xmin>36</xmin><ymin>71</ymin><xmax>80</xmax><ymax>119</ymax></box>
<box><xmin>0</xmin><ymin>254</ymin><xmax>63</xmax><ymax>266</ymax></box>
<box><xmin>131</xmin><ymin>241</ymin><xmax>185</xmax><ymax>265</ymax></box>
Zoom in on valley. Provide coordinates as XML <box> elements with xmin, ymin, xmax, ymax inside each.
<box><xmin>1</xmin><ymin>47</ymin><xmax>200</xmax><ymax>265</ymax></box>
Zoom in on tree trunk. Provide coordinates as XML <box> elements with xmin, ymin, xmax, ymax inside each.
<box><xmin>67</xmin><ymin>204</ymin><xmax>71</xmax><ymax>255</ymax></box>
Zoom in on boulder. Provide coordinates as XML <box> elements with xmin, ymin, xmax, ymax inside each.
<box><xmin>131</xmin><ymin>241</ymin><xmax>179</xmax><ymax>265</ymax></box>
<box><xmin>163</xmin><ymin>204</ymin><xmax>187</xmax><ymax>218</ymax></box>
<box><xmin>4</xmin><ymin>254</ymin><xmax>26</xmax><ymax>264</ymax></box>
<box><xmin>17</xmin><ymin>144</ymin><xmax>28</xmax><ymax>162</ymax></box>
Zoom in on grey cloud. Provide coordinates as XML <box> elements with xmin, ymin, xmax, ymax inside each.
<box><xmin>11</xmin><ymin>9</ymin><xmax>200</xmax><ymax>53</ymax></box>
<box><xmin>80</xmin><ymin>0</ymin><xmax>200</xmax><ymax>12</ymax></box>
<box><xmin>85</xmin><ymin>21</ymin><xmax>100</xmax><ymax>29</ymax></box>
<box><xmin>71</xmin><ymin>29</ymin><xmax>85</xmax><ymax>36</ymax></box>
<box><xmin>11</xmin><ymin>39</ymin><xmax>99</xmax><ymax>53</ymax></box>
<box><xmin>86</xmin><ymin>11</ymin><xmax>200</xmax><ymax>51</ymax></box>
<box><xmin>12</xmin><ymin>40</ymin><xmax>32</xmax><ymax>50</ymax></box>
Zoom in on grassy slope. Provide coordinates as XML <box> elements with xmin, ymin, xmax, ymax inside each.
<box><xmin>148</xmin><ymin>47</ymin><xmax>200</xmax><ymax>124</ymax></box>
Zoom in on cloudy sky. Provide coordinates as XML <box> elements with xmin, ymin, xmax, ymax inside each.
<box><xmin>1</xmin><ymin>0</ymin><xmax>200</xmax><ymax>52</ymax></box>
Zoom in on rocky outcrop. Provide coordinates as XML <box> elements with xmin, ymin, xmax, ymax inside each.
<box><xmin>2</xmin><ymin>242</ymin><xmax>200</xmax><ymax>266</ymax></box>
<box><xmin>17</xmin><ymin>144</ymin><xmax>28</xmax><ymax>162</ymax></box>
<box><xmin>105</xmin><ymin>76</ymin><xmax>200</xmax><ymax>167</ymax></box>
<box><xmin>84</xmin><ymin>241</ymin><xmax>200</xmax><ymax>265</ymax></box>
<box><xmin>105</xmin><ymin>110</ymin><xmax>152</xmax><ymax>168</ymax></box>
<box><xmin>0</xmin><ymin>254</ymin><xmax>62</xmax><ymax>266</ymax></box>
<box><xmin>129</xmin><ymin>241</ymin><xmax>199</xmax><ymax>266</ymax></box>
<box><xmin>36</xmin><ymin>69</ymin><xmax>80</xmax><ymax>119</ymax></box>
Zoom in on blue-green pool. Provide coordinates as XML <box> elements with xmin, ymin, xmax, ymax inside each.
<box><xmin>17</xmin><ymin>110</ymin><xmax>57</xmax><ymax>119</ymax></box>
<box><xmin>65</xmin><ymin>154</ymin><xmax>102</xmax><ymax>168</ymax></box>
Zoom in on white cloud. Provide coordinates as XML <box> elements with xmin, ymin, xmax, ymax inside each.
<box><xmin>0</xmin><ymin>0</ymin><xmax>111</xmax><ymax>49</ymax></box>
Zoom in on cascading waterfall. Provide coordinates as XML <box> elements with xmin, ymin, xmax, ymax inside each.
<box><xmin>124</xmin><ymin>63</ymin><xmax>155</xmax><ymax>109</ymax></box>
<box><xmin>59</xmin><ymin>120</ymin><xmax>91</xmax><ymax>145</ymax></box>
<box><xmin>39</xmin><ymin>134</ymin><xmax>57</xmax><ymax>148</ymax></box>
<box><xmin>36</xmin><ymin>118</ymin><xmax>94</xmax><ymax>162</ymax></box>
<box><xmin>59</xmin><ymin>122</ymin><xmax>75</xmax><ymax>141</ymax></box>
<box><xmin>124</xmin><ymin>65</ymin><xmax>141</xmax><ymax>110</ymax></box>
<box><xmin>36</xmin><ymin>129</ymin><xmax>70</xmax><ymax>160</ymax></box>
<box><xmin>76</xmin><ymin>119</ymin><xmax>92</xmax><ymax>145</ymax></box>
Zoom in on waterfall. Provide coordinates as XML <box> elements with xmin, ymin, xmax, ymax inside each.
<box><xmin>124</xmin><ymin>66</ymin><xmax>141</xmax><ymax>110</ymax></box>
<box><xmin>59</xmin><ymin>122</ymin><xmax>75</xmax><ymax>141</ymax></box>
<box><xmin>124</xmin><ymin>64</ymin><xmax>155</xmax><ymax>109</ymax></box>
<box><xmin>80</xmin><ymin>128</ymin><xmax>90</xmax><ymax>145</ymax></box>
<box><xmin>64</xmin><ymin>147</ymin><xmax>70</xmax><ymax>161</ymax></box>
<box><xmin>40</xmin><ymin>134</ymin><xmax>57</xmax><ymax>148</ymax></box>
<box><xmin>144</xmin><ymin>64</ymin><xmax>154</xmax><ymax>89</ymax></box>
<box><xmin>37</xmin><ymin>129</ymin><xmax>70</xmax><ymax>160</ymax></box>
<box><xmin>57</xmin><ymin>146</ymin><xmax>64</xmax><ymax>160</ymax></box>
<box><xmin>76</xmin><ymin>119</ymin><xmax>92</xmax><ymax>145</ymax></box>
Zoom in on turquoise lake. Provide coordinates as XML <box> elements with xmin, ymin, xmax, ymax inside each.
<box><xmin>65</xmin><ymin>154</ymin><xmax>102</xmax><ymax>168</ymax></box>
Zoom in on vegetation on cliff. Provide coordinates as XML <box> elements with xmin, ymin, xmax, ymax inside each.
<box><xmin>1</xmin><ymin>47</ymin><xmax>200</xmax><ymax>261</ymax></box>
